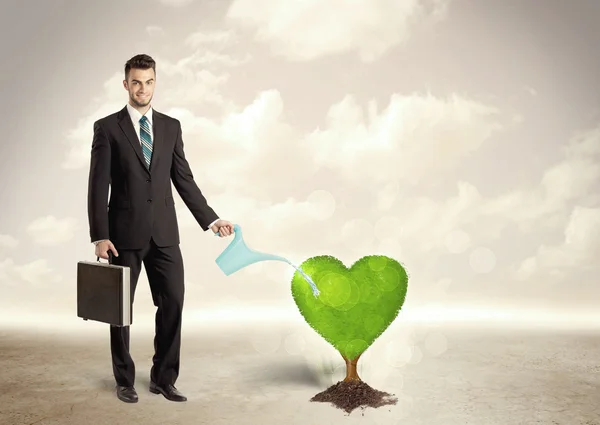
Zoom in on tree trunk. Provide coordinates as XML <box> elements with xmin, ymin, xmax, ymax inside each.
<box><xmin>342</xmin><ymin>353</ymin><xmax>362</xmax><ymax>382</ymax></box>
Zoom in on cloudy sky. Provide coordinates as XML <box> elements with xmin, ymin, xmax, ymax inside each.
<box><xmin>1</xmin><ymin>0</ymin><xmax>599</xmax><ymax>327</ymax></box>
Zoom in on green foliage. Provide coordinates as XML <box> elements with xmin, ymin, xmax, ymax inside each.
<box><xmin>291</xmin><ymin>255</ymin><xmax>408</xmax><ymax>361</ymax></box>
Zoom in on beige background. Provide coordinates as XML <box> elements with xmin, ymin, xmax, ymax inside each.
<box><xmin>1</xmin><ymin>0</ymin><xmax>600</xmax><ymax>331</ymax></box>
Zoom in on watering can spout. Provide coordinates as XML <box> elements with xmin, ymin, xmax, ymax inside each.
<box><xmin>214</xmin><ymin>224</ymin><xmax>320</xmax><ymax>297</ymax></box>
<box><xmin>214</xmin><ymin>224</ymin><xmax>288</xmax><ymax>276</ymax></box>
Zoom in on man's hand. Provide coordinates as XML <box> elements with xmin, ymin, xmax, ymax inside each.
<box><xmin>95</xmin><ymin>240</ymin><xmax>119</xmax><ymax>260</ymax></box>
<box><xmin>210</xmin><ymin>219</ymin><xmax>234</xmax><ymax>237</ymax></box>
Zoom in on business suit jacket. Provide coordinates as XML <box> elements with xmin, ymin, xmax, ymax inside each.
<box><xmin>87</xmin><ymin>105</ymin><xmax>219</xmax><ymax>250</ymax></box>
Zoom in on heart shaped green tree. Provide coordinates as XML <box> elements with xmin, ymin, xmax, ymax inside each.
<box><xmin>291</xmin><ymin>254</ymin><xmax>408</xmax><ymax>383</ymax></box>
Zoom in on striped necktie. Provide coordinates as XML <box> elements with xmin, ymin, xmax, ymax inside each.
<box><xmin>139</xmin><ymin>115</ymin><xmax>153</xmax><ymax>168</ymax></box>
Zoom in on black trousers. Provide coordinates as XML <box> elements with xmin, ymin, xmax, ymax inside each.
<box><xmin>109</xmin><ymin>237</ymin><xmax>185</xmax><ymax>388</ymax></box>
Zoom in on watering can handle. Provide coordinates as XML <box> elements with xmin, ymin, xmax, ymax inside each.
<box><xmin>214</xmin><ymin>224</ymin><xmax>240</xmax><ymax>237</ymax></box>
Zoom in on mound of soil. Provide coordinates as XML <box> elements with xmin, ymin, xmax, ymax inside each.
<box><xmin>310</xmin><ymin>379</ymin><xmax>398</xmax><ymax>415</ymax></box>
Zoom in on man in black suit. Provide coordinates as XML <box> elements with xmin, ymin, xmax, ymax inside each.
<box><xmin>87</xmin><ymin>53</ymin><xmax>234</xmax><ymax>404</ymax></box>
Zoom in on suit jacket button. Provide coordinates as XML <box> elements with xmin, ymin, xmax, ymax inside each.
<box><xmin>147</xmin><ymin>199</ymin><xmax>152</xmax><ymax>203</ymax></box>
<box><xmin>146</xmin><ymin>179</ymin><xmax>151</xmax><ymax>183</ymax></box>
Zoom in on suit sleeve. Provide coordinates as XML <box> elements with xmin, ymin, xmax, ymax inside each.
<box><xmin>171</xmin><ymin>121</ymin><xmax>219</xmax><ymax>231</ymax></box>
<box><xmin>87</xmin><ymin>120</ymin><xmax>111</xmax><ymax>242</ymax></box>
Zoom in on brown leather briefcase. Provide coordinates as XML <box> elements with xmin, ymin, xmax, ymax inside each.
<box><xmin>77</xmin><ymin>252</ymin><xmax>132</xmax><ymax>327</ymax></box>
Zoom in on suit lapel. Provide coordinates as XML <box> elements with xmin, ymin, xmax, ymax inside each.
<box><xmin>118</xmin><ymin>107</ymin><xmax>149</xmax><ymax>173</ymax></box>
<box><xmin>149</xmin><ymin>111</ymin><xmax>164</xmax><ymax>173</ymax></box>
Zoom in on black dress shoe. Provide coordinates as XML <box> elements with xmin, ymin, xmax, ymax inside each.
<box><xmin>116</xmin><ymin>385</ymin><xmax>138</xmax><ymax>403</ymax></box>
<box><xmin>149</xmin><ymin>381</ymin><xmax>187</xmax><ymax>402</ymax></box>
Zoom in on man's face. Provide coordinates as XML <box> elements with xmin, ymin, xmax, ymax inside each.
<box><xmin>123</xmin><ymin>68</ymin><xmax>155</xmax><ymax>107</ymax></box>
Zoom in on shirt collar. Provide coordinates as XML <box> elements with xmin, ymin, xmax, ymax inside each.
<box><xmin>126</xmin><ymin>103</ymin><xmax>153</xmax><ymax>125</ymax></box>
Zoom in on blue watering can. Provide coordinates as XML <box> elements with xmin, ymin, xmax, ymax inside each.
<box><xmin>214</xmin><ymin>224</ymin><xmax>320</xmax><ymax>297</ymax></box>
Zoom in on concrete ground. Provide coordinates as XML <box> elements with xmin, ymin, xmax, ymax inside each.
<box><xmin>1</xmin><ymin>319</ymin><xmax>599</xmax><ymax>425</ymax></box>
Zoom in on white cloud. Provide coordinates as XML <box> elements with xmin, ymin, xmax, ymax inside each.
<box><xmin>516</xmin><ymin>206</ymin><xmax>600</xmax><ymax>279</ymax></box>
<box><xmin>524</xmin><ymin>86</ymin><xmax>537</xmax><ymax>96</ymax></box>
<box><xmin>305</xmin><ymin>93</ymin><xmax>502</xmax><ymax>185</ymax></box>
<box><xmin>398</xmin><ymin>125</ymin><xmax>600</xmax><ymax>259</ymax></box>
<box><xmin>226</xmin><ymin>0</ymin><xmax>450</xmax><ymax>62</ymax></box>
<box><xmin>480</xmin><ymin>125</ymin><xmax>600</xmax><ymax>232</ymax></box>
<box><xmin>0</xmin><ymin>258</ymin><xmax>61</xmax><ymax>289</ymax></box>
<box><xmin>184</xmin><ymin>50</ymin><xmax>250</xmax><ymax>67</ymax></box>
<box><xmin>14</xmin><ymin>259</ymin><xmax>62</xmax><ymax>287</ymax></box>
<box><xmin>26</xmin><ymin>216</ymin><xmax>78</xmax><ymax>246</ymax></box>
<box><xmin>0</xmin><ymin>258</ymin><xmax>14</xmax><ymax>282</ymax></box>
<box><xmin>146</xmin><ymin>25</ymin><xmax>165</xmax><ymax>37</ymax></box>
<box><xmin>167</xmin><ymin>89</ymin><xmax>503</xmax><ymax>206</ymax></box>
<box><xmin>165</xmin><ymin>90</ymin><xmax>320</xmax><ymax>200</ymax></box>
<box><xmin>394</xmin><ymin>181</ymin><xmax>485</xmax><ymax>253</ymax></box>
<box><xmin>158</xmin><ymin>61</ymin><xmax>231</xmax><ymax>107</ymax></box>
<box><xmin>185</xmin><ymin>30</ymin><xmax>236</xmax><ymax>48</ymax></box>
<box><xmin>0</xmin><ymin>257</ymin><xmax>63</xmax><ymax>314</ymax></box>
<box><xmin>0</xmin><ymin>234</ymin><xmax>18</xmax><ymax>249</ymax></box>
<box><xmin>183</xmin><ymin>30</ymin><xmax>251</xmax><ymax>66</ymax></box>
<box><xmin>565</xmin><ymin>125</ymin><xmax>600</xmax><ymax>157</ymax></box>
<box><xmin>541</xmin><ymin>154</ymin><xmax>600</xmax><ymax>207</ymax></box>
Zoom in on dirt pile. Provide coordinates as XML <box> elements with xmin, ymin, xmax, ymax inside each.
<box><xmin>310</xmin><ymin>379</ymin><xmax>398</xmax><ymax>414</ymax></box>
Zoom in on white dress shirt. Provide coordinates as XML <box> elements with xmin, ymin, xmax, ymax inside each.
<box><xmin>126</xmin><ymin>103</ymin><xmax>154</xmax><ymax>143</ymax></box>
<box><xmin>92</xmin><ymin>104</ymin><xmax>219</xmax><ymax>245</ymax></box>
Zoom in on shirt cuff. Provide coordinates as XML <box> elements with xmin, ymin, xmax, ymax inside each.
<box><xmin>207</xmin><ymin>219</ymin><xmax>220</xmax><ymax>231</ymax></box>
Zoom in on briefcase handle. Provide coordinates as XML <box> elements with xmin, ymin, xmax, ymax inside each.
<box><xmin>96</xmin><ymin>251</ymin><xmax>114</xmax><ymax>263</ymax></box>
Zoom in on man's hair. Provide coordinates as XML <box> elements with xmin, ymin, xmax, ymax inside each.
<box><xmin>125</xmin><ymin>54</ymin><xmax>156</xmax><ymax>80</ymax></box>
